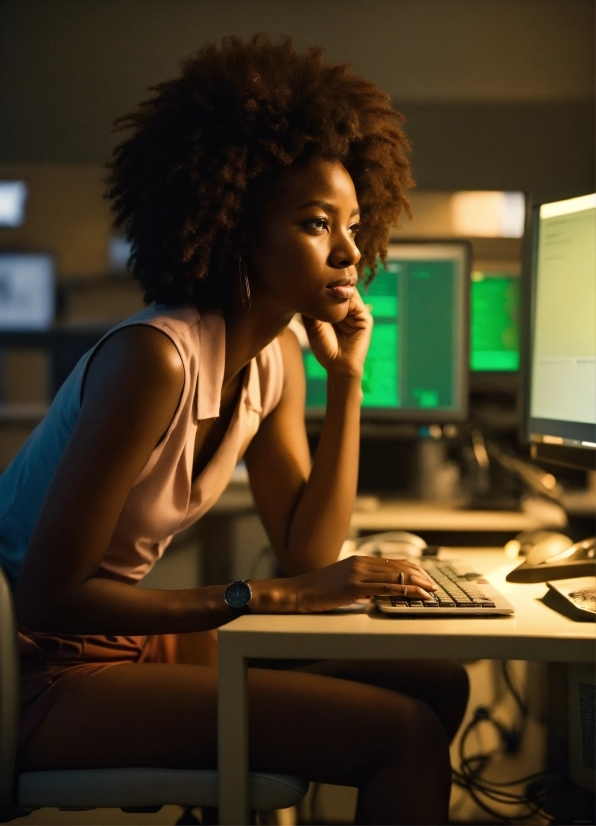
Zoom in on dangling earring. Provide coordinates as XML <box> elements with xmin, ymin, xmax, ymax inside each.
<box><xmin>239</xmin><ymin>257</ymin><xmax>251</xmax><ymax>311</ymax></box>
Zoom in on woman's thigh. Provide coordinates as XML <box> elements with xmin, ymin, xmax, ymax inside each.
<box><xmin>18</xmin><ymin>662</ymin><xmax>445</xmax><ymax>788</ymax></box>
<box><xmin>293</xmin><ymin>658</ymin><xmax>470</xmax><ymax>742</ymax></box>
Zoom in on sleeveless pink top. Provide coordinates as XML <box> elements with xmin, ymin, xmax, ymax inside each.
<box><xmin>14</xmin><ymin>303</ymin><xmax>284</xmax><ymax>753</ymax></box>
<box><xmin>95</xmin><ymin>303</ymin><xmax>284</xmax><ymax>582</ymax></box>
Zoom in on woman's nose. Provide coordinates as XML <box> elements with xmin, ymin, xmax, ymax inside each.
<box><xmin>328</xmin><ymin>235</ymin><xmax>361</xmax><ymax>269</ymax></box>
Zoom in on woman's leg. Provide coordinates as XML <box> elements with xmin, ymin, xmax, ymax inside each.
<box><xmin>18</xmin><ymin>663</ymin><xmax>451</xmax><ymax>825</ymax></box>
<box><xmin>294</xmin><ymin>658</ymin><xmax>470</xmax><ymax>743</ymax></box>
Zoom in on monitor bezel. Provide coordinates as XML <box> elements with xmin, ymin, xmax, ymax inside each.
<box><xmin>305</xmin><ymin>239</ymin><xmax>471</xmax><ymax>424</ymax></box>
<box><xmin>522</xmin><ymin>197</ymin><xmax>596</xmax><ymax>470</ymax></box>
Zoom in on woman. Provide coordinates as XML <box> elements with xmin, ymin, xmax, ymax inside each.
<box><xmin>0</xmin><ymin>36</ymin><xmax>468</xmax><ymax>825</ymax></box>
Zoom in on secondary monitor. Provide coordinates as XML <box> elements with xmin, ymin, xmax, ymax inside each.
<box><xmin>0</xmin><ymin>181</ymin><xmax>27</xmax><ymax>227</ymax></box>
<box><xmin>470</xmin><ymin>270</ymin><xmax>521</xmax><ymax>372</ymax></box>
<box><xmin>526</xmin><ymin>193</ymin><xmax>596</xmax><ymax>470</ymax></box>
<box><xmin>303</xmin><ymin>241</ymin><xmax>470</xmax><ymax>422</ymax></box>
<box><xmin>0</xmin><ymin>252</ymin><xmax>55</xmax><ymax>330</ymax></box>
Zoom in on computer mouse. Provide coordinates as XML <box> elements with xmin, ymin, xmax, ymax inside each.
<box><xmin>522</xmin><ymin>532</ymin><xmax>575</xmax><ymax>566</ymax></box>
<box><xmin>356</xmin><ymin>531</ymin><xmax>427</xmax><ymax>560</ymax></box>
<box><xmin>505</xmin><ymin>530</ymin><xmax>573</xmax><ymax>563</ymax></box>
<box><xmin>546</xmin><ymin>536</ymin><xmax>596</xmax><ymax>563</ymax></box>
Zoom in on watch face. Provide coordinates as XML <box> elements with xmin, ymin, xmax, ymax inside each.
<box><xmin>225</xmin><ymin>581</ymin><xmax>251</xmax><ymax>609</ymax></box>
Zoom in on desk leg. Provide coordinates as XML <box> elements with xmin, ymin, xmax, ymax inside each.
<box><xmin>547</xmin><ymin>662</ymin><xmax>569</xmax><ymax>779</ymax></box>
<box><xmin>218</xmin><ymin>639</ymin><xmax>249</xmax><ymax>825</ymax></box>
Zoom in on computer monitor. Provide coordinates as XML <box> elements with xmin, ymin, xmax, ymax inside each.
<box><xmin>470</xmin><ymin>271</ymin><xmax>521</xmax><ymax>372</ymax></box>
<box><xmin>303</xmin><ymin>241</ymin><xmax>470</xmax><ymax>422</ymax></box>
<box><xmin>526</xmin><ymin>193</ymin><xmax>596</xmax><ymax>471</ymax></box>
<box><xmin>0</xmin><ymin>252</ymin><xmax>55</xmax><ymax>330</ymax></box>
<box><xmin>0</xmin><ymin>182</ymin><xmax>27</xmax><ymax>228</ymax></box>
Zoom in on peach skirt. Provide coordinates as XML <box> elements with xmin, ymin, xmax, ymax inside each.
<box><xmin>17</xmin><ymin>629</ymin><xmax>188</xmax><ymax>754</ymax></box>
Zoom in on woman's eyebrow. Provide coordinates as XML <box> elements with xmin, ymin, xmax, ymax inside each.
<box><xmin>295</xmin><ymin>200</ymin><xmax>360</xmax><ymax>217</ymax></box>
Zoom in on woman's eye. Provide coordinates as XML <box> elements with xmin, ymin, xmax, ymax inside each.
<box><xmin>349</xmin><ymin>223</ymin><xmax>361</xmax><ymax>236</ymax></box>
<box><xmin>305</xmin><ymin>218</ymin><xmax>329</xmax><ymax>232</ymax></box>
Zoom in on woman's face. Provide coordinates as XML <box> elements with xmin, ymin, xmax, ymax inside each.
<box><xmin>248</xmin><ymin>159</ymin><xmax>361</xmax><ymax>323</ymax></box>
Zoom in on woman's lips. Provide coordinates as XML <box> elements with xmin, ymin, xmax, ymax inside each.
<box><xmin>326</xmin><ymin>280</ymin><xmax>355</xmax><ymax>300</ymax></box>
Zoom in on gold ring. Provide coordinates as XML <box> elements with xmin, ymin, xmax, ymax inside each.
<box><xmin>398</xmin><ymin>572</ymin><xmax>405</xmax><ymax>585</ymax></box>
<box><xmin>402</xmin><ymin>584</ymin><xmax>408</xmax><ymax>596</ymax></box>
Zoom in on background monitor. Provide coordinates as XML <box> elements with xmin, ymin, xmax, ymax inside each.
<box><xmin>303</xmin><ymin>241</ymin><xmax>470</xmax><ymax>422</ymax></box>
<box><xmin>108</xmin><ymin>233</ymin><xmax>132</xmax><ymax>273</ymax></box>
<box><xmin>526</xmin><ymin>193</ymin><xmax>596</xmax><ymax>470</ymax></box>
<box><xmin>0</xmin><ymin>181</ymin><xmax>28</xmax><ymax>227</ymax></box>
<box><xmin>470</xmin><ymin>271</ymin><xmax>521</xmax><ymax>372</ymax></box>
<box><xmin>0</xmin><ymin>252</ymin><xmax>55</xmax><ymax>330</ymax></box>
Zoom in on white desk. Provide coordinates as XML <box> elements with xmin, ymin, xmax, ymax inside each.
<box><xmin>217</xmin><ymin>548</ymin><xmax>595</xmax><ymax>824</ymax></box>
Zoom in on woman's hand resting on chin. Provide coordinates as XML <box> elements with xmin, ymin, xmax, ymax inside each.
<box><xmin>302</xmin><ymin>290</ymin><xmax>372</xmax><ymax>379</ymax></box>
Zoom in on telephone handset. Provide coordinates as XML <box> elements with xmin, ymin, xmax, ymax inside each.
<box><xmin>506</xmin><ymin>533</ymin><xmax>596</xmax><ymax>583</ymax></box>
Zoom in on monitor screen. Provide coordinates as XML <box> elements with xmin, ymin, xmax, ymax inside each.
<box><xmin>0</xmin><ymin>181</ymin><xmax>28</xmax><ymax>227</ymax></box>
<box><xmin>527</xmin><ymin>193</ymin><xmax>596</xmax><ymax>465</ymax></box>
<box><xmin>470</xmin><ymin>271</ymin><xmax>521</xmax><ymax>372</ymax></box>
<box><xmin>303</xmin><ymin>242</ymin><xmax>470</xmax><ymax>422</ymax></box>
<box><xmin>0</xmin><ymin>252</ymin><xmax>55</xmax><ymax>330</ymax></box>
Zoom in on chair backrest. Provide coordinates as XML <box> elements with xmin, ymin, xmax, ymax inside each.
<box><xmin>0</xmin><ymin>565</ymin><xmax>21</xmax><ymax>821</ymax></box>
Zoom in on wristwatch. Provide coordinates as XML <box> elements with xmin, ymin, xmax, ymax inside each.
<box><xmin>224</xmin><ymin>580</ymin><xmax>253</xmax><ymax>615</ymax></box>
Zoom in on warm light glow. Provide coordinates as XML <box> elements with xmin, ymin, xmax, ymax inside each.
<box><xmin>451</xmin><ymin>191</ymin><xmax>525</xmax><ymax>238</ymax></box>
<box><xmin>504</xmin><ymin>539</ymin><xmax>521</xmax><ymax>559</ymax></box>
<box><xmin>540</xmin><ymin>193</ymin><xmax>596</xmax><ymax>220</ymax></box>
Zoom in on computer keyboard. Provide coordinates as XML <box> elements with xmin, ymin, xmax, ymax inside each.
<box><xmin>375</xmin><ymin>559</ymin><xmax>515</xmax><ymax>616</ymax></box>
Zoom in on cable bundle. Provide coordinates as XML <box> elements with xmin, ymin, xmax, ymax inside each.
<box><xmin>452</xmin><ymin>661</ymin><xmax>557</xmax><ymax>823</ymax></box>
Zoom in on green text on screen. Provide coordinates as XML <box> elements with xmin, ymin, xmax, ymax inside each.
<box><xmin>470</xmin><ymin>273</ymin><xmax>521</xmax><ymax>371</ymax></box>
<box><xmin>304</xmin><ymin>259</ymin><xmax>457</xmax><ymax>411</ymax></box>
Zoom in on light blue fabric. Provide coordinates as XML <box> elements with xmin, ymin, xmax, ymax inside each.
<box><xmin>0</xmin><ymin>353</ymin><xmax>88</xmax><ymax>589</ymax></box>
<box><xmin>0</xmin><ymin>306</ymin><xmax>164</xmax><ymax>589</ymax></box>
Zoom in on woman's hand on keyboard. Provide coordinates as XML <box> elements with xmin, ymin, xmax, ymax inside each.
<box><xmin>269</xmin><ymin>555</ymin><xmax>437</xmax><ymax>613</ymax></box>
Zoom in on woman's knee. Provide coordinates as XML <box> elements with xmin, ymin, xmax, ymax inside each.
<box><xmin>376</xmin><ymin>692</ymin><xmax>449</xmax><ymax>761</ymax></box>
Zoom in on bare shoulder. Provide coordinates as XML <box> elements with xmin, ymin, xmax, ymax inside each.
<box><xmin>82</xmin><ymin>324</ymin><xmax>185</xmax><ymax>408</ymax></box>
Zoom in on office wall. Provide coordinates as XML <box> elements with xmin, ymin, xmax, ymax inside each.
<box><xmin>0</xmin><ymin>0</ymin><xmax>594</xmax><ymax>199</ymax></box>
<box><xmin>0</xmin><ymin>164</ymin><xmax>111</xmax><ymax>277</ymax></box>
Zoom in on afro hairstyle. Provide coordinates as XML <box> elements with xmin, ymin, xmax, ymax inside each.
<box><xmin>107</xmin><ymin>34</ymin><xmax>414</xmax><ymax>308</ymax></box>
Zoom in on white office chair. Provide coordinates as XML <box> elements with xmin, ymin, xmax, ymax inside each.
<box><xmin>0</xmin><ymin>565</ymin><xmax>308</xmax><ymax>823</ymax></box>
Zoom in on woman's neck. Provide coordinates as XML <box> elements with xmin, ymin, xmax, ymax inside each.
<box><xmin>221</xmin><ymin>296</ymin><xmax>293</xmax><ymax>389</ymax></box>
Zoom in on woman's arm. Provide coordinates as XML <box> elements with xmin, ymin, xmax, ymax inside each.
<box><xmin>16</xmin><ymin>319</ymin><xmax>433</xmax><ymax>634</ymax></box>
<box><xmin>15</xmin><ymin>325</ymin><xmax>239</xmax><ymax>634</ymax></box>
<box><xmin>244</xmin><ymin>292</ymin><xmax>370</xmax><ymax>575</ymax></box>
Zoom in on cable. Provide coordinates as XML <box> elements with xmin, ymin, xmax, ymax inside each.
<box><xmin>453</xmin><ymin>662</ymin><xmax>555</xmax><ymax>824</ymax></box>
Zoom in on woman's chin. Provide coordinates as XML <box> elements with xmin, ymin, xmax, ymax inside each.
<box><xmin>303</xmin><ymin>301</ymin><xmax>350</xmax><ymax>324</ymax></box>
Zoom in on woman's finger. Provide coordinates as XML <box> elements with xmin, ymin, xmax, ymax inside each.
<box><xmin>361</xmin><ymin>559</ymin><xmax>436</xmax><ymax>589</ymax></box>
<box><xmin>363</xmin><ymin>582</ymin><xmax>433</xmax><ymax>599</ymax></box>
<box><xmin>358</xmin><ymin>566</ymin><xmax>436</xmax><ymax>591</ymax></box>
